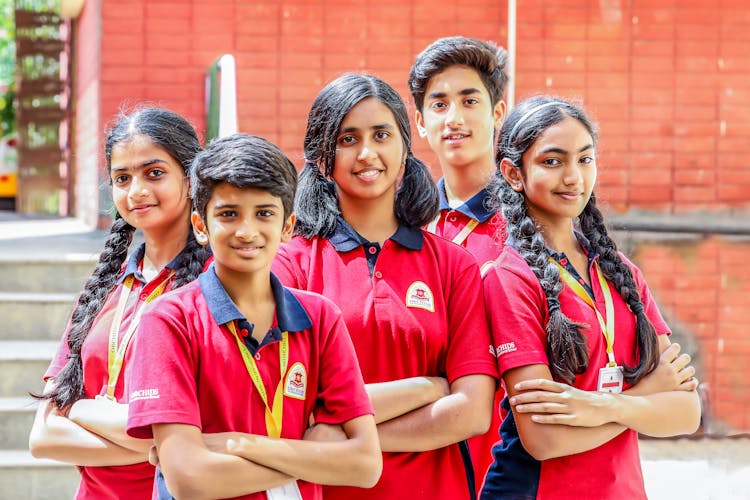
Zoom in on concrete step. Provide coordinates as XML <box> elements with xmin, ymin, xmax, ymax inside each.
<box><xmin>0</xmin><ymin>450</ymin><xmax>78</xmax><ymax>499</ymax></box>
<box><xmin>0</xmin><ymin>341</ymin><xmax>58</xmax><ymax>398</ymax></box>
<box><xmin>0</xmin><ymin>254</ymin><xmax>98</xmax><ymax>294</ymax></box>
<box><xmin>0</xmin><ymin>397</ymin><xmax>37</xmax><ymax>449</ymax></box>
<box><xmin>0</xmin><ymin>292</ymin><xmax>76</xmax><ymax>341</ymax></box>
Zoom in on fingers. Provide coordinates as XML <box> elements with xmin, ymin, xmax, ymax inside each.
<box><xmin>514</xmin><ymin>378</ymin><xmax>568</xmax><ymax>393</ymax></box>
<box><xmin>514</xmin><ymin>401</ymin><xmax>568</xmax><ymax>414</ymax></box>
<box><xmin>672</xmin><ymin>352</ymin><xmax>692</xmax><ymax>372</ymax></box>
<box><xmin>148</xmin><ymin>445</ymin><xmax>159</xmax><ymax>466</ymax></box>
<box><xmin>660</xmin><ymin>342</ymin><xmax>681</xmax><ymax>362</ymax></box>
<box><xmin>510</xmin><ymin>389</ymin><xmax>565</xmax><ymax>407</ymax></box>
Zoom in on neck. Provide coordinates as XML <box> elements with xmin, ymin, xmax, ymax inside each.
<box><xmin>441</xmin><ymin>158</ymin><xmax>495</xmax><ymax>202</ymax></box>
<box><xmin>338</xmin><ymin>195</ymin><xmax>398</xmax><ymax>245</ymax></box>
<box><xmin>534</xmin><ymin>217</ymin><xmax>579</xmax><ymax>255</ymax></box>
<box><xmin>217</xmin><ymin>266</ymin><xmax>274</xmax><ymax>316</ymax></box>
<box><xmin>142</xmin><ymin>222</ymin><xmax>190</xmax><ymax>276</ymax></box>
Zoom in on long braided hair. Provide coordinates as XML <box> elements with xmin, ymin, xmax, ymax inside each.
<box><xmin>494</xmin><ymin>95</ymin><xmax>659</xmax><ymax>385</ymax></box>
<box><xmin>295</xmin><ymin>73</ymin><xmax>438</xmax><ymax>239</ymax></box>
<box><xmin>42</xmin><ymin>107</ymin><xmax>207</xmax><ymax>409</ymax></box>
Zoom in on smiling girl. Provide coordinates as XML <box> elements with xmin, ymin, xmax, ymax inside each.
<box><xmin>273</xmin><ymin>74</ymin><xmax>498</xmax><ymax>500</ymax></box>
<box><xmin>480</xmin><ymin>95</ymin><xmax>700</xmax><ymax>499</ymax></box>
<box><xmin>29</xmin><ymin>107</ymin><xmax>209</xmax><ymax>499</ymax></box>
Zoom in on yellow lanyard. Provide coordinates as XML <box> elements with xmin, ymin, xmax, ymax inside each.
<box><xmin>227</xmin><ymin>321</ymin><xmax>289</xmax><ymax>439</ymax></box>
<box><xmin>106</xmin><ymin>271</ymin><xmax>174</xmax><ymax>400</ymax></box>
<box><xmin>549</xmin><ymin>258</ymin><xmax>617</xmax><ymax>367</ymax></box>
<box><xmin>426</xmin><ymin>215</ymin><xmax>479</xmax><ymax>246</ymax></box>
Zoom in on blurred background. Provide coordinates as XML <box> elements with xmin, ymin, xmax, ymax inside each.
<box><xmin>0</xmin><ymin>0</ymin><xmax>748</xmax><ymax>498</ymax></box>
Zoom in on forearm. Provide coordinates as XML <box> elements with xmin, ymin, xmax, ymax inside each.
<box><xmin>611</xmin><ymin>390</ymin><xmax>701</xmax><ymax>437</ymax></box>
<box><xmin>69</xmin><ymin>399</ymin><xmax>151</xmax><ymax>453</ymax></box>
<box><xmin>366</xmin><ymin>376</ymin><xmax>448</xmax><ymax>423</ymax></box>
<box><xmin>377</xmin><ymin>375</ymin><xmax>495</xmax><ymax>452</ymax></box>
<box><xmin>518</xmin><ymin>419</ymin><xmax>627</xmax><ymax>460</ymax></box>
<box><xmin>29</xmin><ymin>406</ymin><xmax>146</xmax><ymax>466</ymax></box>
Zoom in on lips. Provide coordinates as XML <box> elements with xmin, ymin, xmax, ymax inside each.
<box><xmin>353</xmin><ymin>168</ymin><xmax>384</xmax><ymax>181</ymax></box>
<box><xmin>232</xmin><ymin>244</ymin><xmax>263</xmax><ymax>258</ymax></box>
<box><xmin>555</xmin><ymin>191</ymin><xmax>583</xmax><ymax>201</ymax></box>
<box><xmin>442</xmin><ymin>131</ymin><xmax>470</xmax><ymax>145</ymax></box>
<box><xmin>129</xmin><ymin>204</ymin><xmax>155</xmax><ymax>214</ymax></box>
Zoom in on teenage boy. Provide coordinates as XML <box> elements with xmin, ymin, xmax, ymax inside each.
<box><xmin>125</xmin><ymin>134</ymin><xmax>382</xmax><ymax>500</ymax></box>
<box><xmin>409</xmin><ymin>36</ymin><xmax>509</xmax><ymax>492</ymax></box>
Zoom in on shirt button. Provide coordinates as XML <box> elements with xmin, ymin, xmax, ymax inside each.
<box><xmin>254</xmin><ymin>352</ymin><xmax>261</xmax><ymax>361</ymax></box>
<box><xmin>448</xmin><ymin>216</ymin><xmax>457</xmax><ymax>222</ymax></box>
<box><xmin>368</xmin><ymin>246</ymin><xmax>377</xmax><ymax>254</ymax></box>
<box><xmin>374</xmin><ymin>271</ymin><xmax>382</xmax><ymax>279</ymax></box>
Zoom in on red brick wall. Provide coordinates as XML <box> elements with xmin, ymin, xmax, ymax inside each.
<box><xmin>76</xmin><ymin>0</ymin><xmax>750</xmax><ymax>431</ymax></box>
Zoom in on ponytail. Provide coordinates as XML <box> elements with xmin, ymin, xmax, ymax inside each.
<box><xmin>394</xmin><ymin>152</ymin><xmax>439</xmax><ymax>228</ymax></box>
<box><xmin>294</xmin><ymin>161</ymin><xmax>339</xmax><ymax>239</ymax></box>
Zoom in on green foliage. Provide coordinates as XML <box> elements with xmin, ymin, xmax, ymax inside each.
<box><xmin>0</xmin><ymin>0</ymin><xmax>14</xmax><ymax>137</ymax></box>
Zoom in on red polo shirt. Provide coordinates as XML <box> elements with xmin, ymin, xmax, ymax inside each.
<box><xmin>273</xmin><ymin>219</ymin><xmax>498</xmax><ymax>500</ymax></box>
<box><xmin>481</xmin><ymin>243</ymin><xmax>670</xmax><ymax>500</ymax></box>
<box><xmin>427</xmin><ymin>178</ymin><xmax>508</xmax><ymax>489</ymax></box>
<box><xmin>126</xmin><ymin>266</ymin><xmax>372</xmax><ymax>500</ymax></box>
<box><xmin>45</xmin><ymin>244</ymin><xmax>190</xmax><ymax>500</ymax></box>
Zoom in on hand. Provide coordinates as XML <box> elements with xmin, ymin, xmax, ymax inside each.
<box><xmin>303</xmin><ymin>423</ymin><xmax>348</xmax><ymax>442</ymax></box>
<box><xmin>510</xmin><ymin>378</ymin><xmax>614</xmax><ymax>427</ymax></box>
<box><xmin>635</xmin><ymin>343</ymin><xmax>698</xmax><ymax>395</ymax></box>
<box><xmin>148</xmin><ymin>445</ymin><xmax>159</xmax><ymax>466</ymax></box>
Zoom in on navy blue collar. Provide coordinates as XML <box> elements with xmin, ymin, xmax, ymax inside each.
<box><xmin>199</xmin><ymin>264</ymin><xmax>312</xmax><ymax>332</ymax></box>
<box><xmin>328</xmin><ymin>216</ymin><xmax>423</xmax><ymax>252</ymax></box>
<box><xmin>118</xmin><ymin>243</ymin><xmax>184</xmax><ymax>285</ymax></box>
<box><xmin>436</xmin><ymin>177</ymin><xmax>497</xmax><ymax>223</ymax></box>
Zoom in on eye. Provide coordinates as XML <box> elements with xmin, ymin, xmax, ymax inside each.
<box><xmin>430</xmin><ymin>101</ymin><xmax>447</xmax><ymax>111</ymax></box>
<box><xmin>257</xmin><ymin>209</ymin><xmax>274</xmax><ymax>218</ymax></box>
<box><xmin>217</xmin><ymin>210</ymin><xmax>237</xmax><ymax>218</ymax></box>
<box><xmin>338</xmin><ymin>135</ymin><xmax>358</xmax><ymax>147</ymax></box>
<box><xmin>580</xmin><ymin>155</ymin><xmax>595</xmax><ymax>165</ymax></box>
<box><xmin>374</xmin><ymin>130</ymin><xmax>391</xmax><ymax>141</ymax></box>
<box><xmin>542</xmin><ymin>157</ymin><xmax>562</xmax><ymax>167</ymax></box>
<box><xmin>147</xmin><ymin>168</ymin><xmax>165</xmax><ymax>179</ymax></box>
<box><xmin>465</xmin><ymin>98</ymin><xmax>479</xmax><ymax>105</ymax></box>
<box><xmin>112</xmin><ymin>174</ymin><xmax>129</xmax><ymax>185</ymax></box>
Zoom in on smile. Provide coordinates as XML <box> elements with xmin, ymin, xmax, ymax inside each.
<box><xmin>232</xmin><ymin>245</ymin><xmax>263</xmax><ymax>258</ymax></box>
<box><xmin>555</xmin><ymin>192</ymin><xmax>583</xmax><ymax>201</ymax></box>
<box><xmin>353</xmin><ymin>168</ymin><xmax>383</xmax><ymax>181</ymax></box>
<box><xmin>442</xmin><ymin>132</ymin><xmax>470</xmax><ymax>145</ymax></box>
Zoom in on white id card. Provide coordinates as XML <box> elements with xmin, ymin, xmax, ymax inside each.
<box><xmin>597</xmin><ymin>365</ymin><xmax>624</xmax><ymax>393</ymax></box>
<box><xmin>266</xmin><ymin>481</ymin><xmax>303</xmax><ymax>500</ymax></box>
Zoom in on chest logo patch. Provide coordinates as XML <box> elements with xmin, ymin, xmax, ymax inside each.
<box><xmin>405</xmin><ymin>281</ymin><xmax>435</xmax><ymax>312</ymax></box>
<box><xmin>284</xmin><ymin>362</ymin><xmax>307</xmax><ymax>400</ymax></box>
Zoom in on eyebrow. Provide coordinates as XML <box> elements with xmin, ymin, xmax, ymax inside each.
<box><xmin>111</xmin><ymin>158</ymin><xmax>168</xmax><ymax>173</ymax></box>
<box><xmin>339</xmin><ymin>123</ymin><xmax>396</xmax><ymax>134</ymax></box>
<box><xmin>427</xmin><ymin>87</ymin><xmax>482</xmax><ymax>100</ymax></box>
<box><xmin>539</xmin><ymin>144</ymin><xmax>594</xmax><ymax>155</ymax></box>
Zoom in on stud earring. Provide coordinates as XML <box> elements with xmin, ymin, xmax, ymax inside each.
<box><xmin>195</xmin><ymin>232</ymin><xmax>208</xmax><ymax>244</ymax></box>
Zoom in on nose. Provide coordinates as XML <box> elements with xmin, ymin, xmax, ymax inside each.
<box><xmin>562</xmin><ymin>162</ymin><xmax>583</xmax><ymax>186</ymax></box>
<box><xmin>445</xmin><ymin>103</ymin><xmax>464</xmax><ymax>128</ymax></box>
<box><xmin>235</xmin><ymin>218</ymin><xmax>259</xmax><ymax>241</ymax></box>
<box><xmin>357</xmin><ymin>140</ymin><xmax>376</xmax><ymax>163</ymax></box>
<box><xmin>128</xmin><ymin>175</ymin><xmax>149</xmax><ymax>199</ymax></box>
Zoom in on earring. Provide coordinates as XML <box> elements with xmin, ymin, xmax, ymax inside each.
<box><xmin>512</xmin><ymin>183</ymin><xmax>522</xmax><ymax>191</ymax></box>
<box><xmin>195</xmin><ymin>232</ymin><xmax>208</xmax><ymax>244</ymax></box>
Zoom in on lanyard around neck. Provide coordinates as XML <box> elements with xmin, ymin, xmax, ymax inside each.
<box><xmin>106</xmin><ymin>271</ymin><xmax>174</xmax><ymax>400</ymax></box>
<box><xmin>427</xmin><ymin>215</ymin><xmax>479</xmax><ymax>246</ymax></box>
<box><xmin>227</xmin><ymin>321</ymin><xmax>289</xmax><ymax>439</ymax></box>
<box><xmin>548</xmin><ymin>258</ymin><xmax>617</xmax><ymax>367</ymax></box>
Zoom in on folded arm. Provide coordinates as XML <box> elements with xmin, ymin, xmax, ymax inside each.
<box><xmin>376</xmin><ymin>373</ymin><xmax>495</xmax><ymax>452</ymax></box>
<box><xmin>366</xmin><ymin>376</ymin><xmax>449</xmax><ymax>423</ymax></box>
<box><xmin>68</xmin><ymin>398</ymin><xmax>152</xmax><ymax>453</ymax></box>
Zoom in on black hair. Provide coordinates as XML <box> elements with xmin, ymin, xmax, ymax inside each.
<box><xmin>191</xmin><ymin>133</ymin><xmax>297</xmax><ymax>221</ymax></box>
<box><xmin>296</xmin><ymin>73</ymin><xmax>438</xmax><ymax>239</ymax></box>
<box><xmin>42</xmin><ymin>107</ymin><xmax>206</xmax><ymax>409</ymax></box>
<box><xmin>494</xmin><ymin>95</ymin><xmax>659</xmax><ymax>385</ymax></box>
<box><xmin>409</xmin><ymin>36</ymin><xmax>509</xmax><ymax>112</ymax></box>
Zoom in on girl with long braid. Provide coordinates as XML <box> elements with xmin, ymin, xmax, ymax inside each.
<box><xmin>480</xmin><ymin>95</ymin><xmax>701</xmax><ymax>499</ymax></box>
<box><xmin>29</xmin><ymin>107</ymin><xmax>209</xmax><ymax>499</ymax></box>
<box><xmin>272</xmin><ymin>74</ymin><xmax>498</xmax><ymax>500</ymax></box>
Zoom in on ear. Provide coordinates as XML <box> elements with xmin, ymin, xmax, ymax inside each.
<box><xmin>500</xmin><ymin>158</ymin><xmax>524</xmax><ymax>192</ymax></box>
<box><xmin>281</xmin><ymin>212</ymin><xmax>296</xmax><ymax>243</ymax></box>
<box><xmin>191</xmin><ymin>211</ymin><xmax>210</xmax><ymax>246</ymax></box>
<box><xmin>415</xmin><ymin>109</ymin><xmax>427</xmax><ymax>138</ymax></box>
<box><xmin>493</xmin><ymin>100</ymin><xmax>507</xmax><ymax>129</ymax></box>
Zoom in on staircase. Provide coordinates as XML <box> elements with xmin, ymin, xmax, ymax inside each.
<box><xmin>0</xmin><ymin>221</ymin><xmax>102</xmax><ymax>499</ymax></box>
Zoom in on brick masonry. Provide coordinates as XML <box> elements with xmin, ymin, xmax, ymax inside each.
<box><xmin>72</xmin><ymin>0</ymin><xmax>750</xmax><ymax>431</ymax></box>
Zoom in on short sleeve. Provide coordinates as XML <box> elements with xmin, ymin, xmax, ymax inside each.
<box><xmin>311</xmin><ymin>296</ymin><xmax>373</xmax><ymax>425</ymax></box>
<box><xmin>273</xmin><ymin>239</ymin><xmax>309</xmax><ymax>290</ymax></box>
<box><xmin>126</xmin><ymin>299</ymin><xmax>201</xmax><ymax>439</ymax></box>
<box><xmin>444</xmin><ymin>257</ymin><xmax>499</xmax><ymax>383</ymax></box>
<box><xmin>482</xmin><ymin>254</ymin><xmax>549</xmax><ymax>377</ymax></box>
<box><xmin>44</xmin><ymin>320</ymin><xmax>72</xmax><ymax>381</ymax></box>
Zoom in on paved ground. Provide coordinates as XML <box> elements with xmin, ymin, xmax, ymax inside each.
<box><xmin>1</xmin><ymin>212</ymin><xmax>748</xmax><ymax>500</ymax></box>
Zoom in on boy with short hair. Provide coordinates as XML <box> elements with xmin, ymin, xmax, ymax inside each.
<box><xmin>126</xmin><ymin>133</ymin><xmax>381</xmax><ymax>500</ymax></box>
<box><xmin>409</xmin><ymin>36</ymin><xmax>510</xmax><ymax>492</ymax></box>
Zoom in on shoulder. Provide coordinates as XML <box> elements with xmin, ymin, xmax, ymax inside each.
<box><xmin>422</xmin><ymin>230</ymin><xmax>477</xmax><ymax>265</ymax></box>
<box><xmin>484</xmin><ymin>246</ymin><xmax>544</xmax><ymax>298</ymax></box>
<box><xmin>286</xmin><ymin>286</ymin><xmax>342</xmax><ymax>316</ymax></box>
<box><xmin>144</xmin><ymin>280</ymin><xmax>204</xmax><ymax>317</ymax></box>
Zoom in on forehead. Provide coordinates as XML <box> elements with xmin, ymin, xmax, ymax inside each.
<box><xmin>340</xmin><ymin>97</ymin><xmax>399</xmax><ymax>129</ymax></box>
<box><xmin>110</xmin><ymin>134</ymin><xmax>173</xmax><ymax>164</ymax></box>
<box><xmin>425</xmin><ymin>65</ymin><xmax>490</xmax><ymax>98</ymax></box>
<box><xmin>207</xmin><ymin>183</ymin><xmax>281</xmax><ymax>206</ymax></box>
<box><xmin>528</xmin><ymin>116</ymin><xmax>594</xmax><ymax>152</ymax></box>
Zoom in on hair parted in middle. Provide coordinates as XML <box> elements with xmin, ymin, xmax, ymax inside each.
<box><xmin>191</xmin><ymin>133</ymin><xmax>298</xmax><ymax>221</ymax></box>
<box><xmin>295</xmin><ymin>73</ymin><xmax>439</xmax><ymax>239</ymax></box>
<box><xmin>493</xmin><ymin>94</ymin><xmax>660</xmax><ymax>386</ymax></box>
<box><xmin>408</xmin><ymin>35</ymin><xmax>509</xmax><ymax>112</ymax></box>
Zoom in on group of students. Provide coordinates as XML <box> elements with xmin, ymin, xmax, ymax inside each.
<box><xmin>27</xmin><ymin>36</ymin><xmax>701</xmax><ymax>500</ymax></box>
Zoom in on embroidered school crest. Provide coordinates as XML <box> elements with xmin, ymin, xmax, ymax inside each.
<box><xmin>284</xmin><ymin>362</ymin><xmax>307</xmax><ymax>400</ymax></box>
<box><xmin>405</xmin><ymin>281</ymin><xmax>435</xmax><ymax>312</ymax></box>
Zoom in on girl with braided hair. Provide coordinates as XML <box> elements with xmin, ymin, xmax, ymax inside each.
<box><xmin>29</xmin><ymin>107</ymin><xmax>210</xmax><ymax>499</ymax></box>
<box><xmin>480</xmin><ymin>95</ymin><xmax>701</xmax><ymax>499</ymax></box>
<box><xmin>272</xmin><ymin>74</ymin><xmax>498</xmax><ymax>500</ymax></box>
